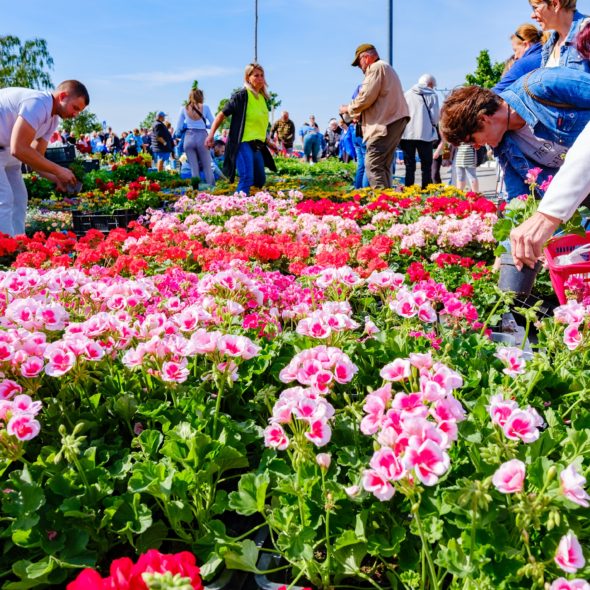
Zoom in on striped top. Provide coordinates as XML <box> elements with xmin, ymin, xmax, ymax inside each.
<box><xmin>455</xmin><ymin>143</ymin><xmax>476</xmax><ymax>167</ymax></box>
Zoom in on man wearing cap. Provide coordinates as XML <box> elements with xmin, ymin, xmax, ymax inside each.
<box><xmin>339</xmin><ymin>44</ymin><xmax>409</xmax><ymax>189</ymax></box>
<box><xmin>150</xmin><ymin>111</ymin><xmax>174</xmax><ymax>171</ymax></box>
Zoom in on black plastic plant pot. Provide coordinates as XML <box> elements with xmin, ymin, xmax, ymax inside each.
<box><xmin>254</xmin><ymin>551</ymin><xmax>306</xmax><ymax>590</ymax></box>
<box><xmin>204</xmin><ymin>568</ymin><xmax>250</xmax><ymax>590</ymax></box>
<box><xmin>498</xmin><ymin>253</ymin><xmax>542</xmax><ymax>298</ymax></box>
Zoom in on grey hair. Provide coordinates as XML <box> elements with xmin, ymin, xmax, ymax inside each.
<box><xmin>419</xmin><ymin>73</ymin><xmax>437</xmax><ymax>87</ymax></box>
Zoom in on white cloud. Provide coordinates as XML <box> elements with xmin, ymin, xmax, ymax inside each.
<box><xmin>113</xmin><ymin>66</ymin><xmax>240</xmax><ymax>85</ymax></box>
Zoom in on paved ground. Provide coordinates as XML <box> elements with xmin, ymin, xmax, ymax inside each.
<box><xmin>394</xmin><ymin>160</ymin><xmax>500</xmax><ymax>200</ymax></box>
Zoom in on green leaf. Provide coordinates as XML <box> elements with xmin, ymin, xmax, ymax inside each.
<box><xmin>222</xmin><ymin>539</ymin><xmax>260</xmax><ymax>573</ymax></box>
<box><xmin>137</xmin><ymin>429</ymin><xmax>164</xmax><ymax>458</ymax></box>
<box><xmin>136</xmin><ymin>520</ymin><xmax>169</xmax><ymax>553</ymax></box>
<box><xmin>333</xmin><ymin>541</ymin><xmax>368</xmax><ymax>575</ymax></box>
<box><xmin>228</xmin><ymin>472</ymin><xmax>269</xmax><ymax>515</ymax></box>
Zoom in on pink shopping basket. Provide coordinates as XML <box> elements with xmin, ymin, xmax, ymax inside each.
<box><xmin>545</xmin><ymin>231</ymin><xmax>590</xmax><ymax>304</ymax></box>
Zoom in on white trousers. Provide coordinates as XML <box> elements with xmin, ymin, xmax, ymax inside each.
<box><xmin>0</xmin><ymin>151</ymin><xmax>28</xmax><ymax>236</ymax></box>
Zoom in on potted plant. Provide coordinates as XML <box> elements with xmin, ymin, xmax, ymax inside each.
<box><xmin>493</xmin><ymin>168</ymin><xmax>585</xmax><ymax>298</ymax></box>
<box><xmin>71</xmin><ymin>177</ymin><xmax>163</xmax><ymax>236</ymax></box>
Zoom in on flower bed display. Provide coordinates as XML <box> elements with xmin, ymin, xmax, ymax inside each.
<box><xmin>0</xmin><ymin>183</ymin><xmax>587</xmax><ymax>590</ymax></box>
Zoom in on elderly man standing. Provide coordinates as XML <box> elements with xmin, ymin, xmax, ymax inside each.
<box><xmin>270</xmin><ymin>111</ymin><xmax>296</xmax><ymax>155</ymax></box>
<box><xmin>400</xmin><ymin>73</ymin><xmax>440</xmax><ymax>189</ymax></box>
<box><xmin>0</xmin><ymin>79</ymin><xmax>89</xmax><ymax>236</ymax></box>
<box><xmin>340</xmin><ymin>43</ymin><xmax>409</xmax><ymax>189</ymax></box>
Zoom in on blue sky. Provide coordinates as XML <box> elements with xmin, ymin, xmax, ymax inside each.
<box><xmin>3</xmin><ymin>0</ymin><xmax>590</xmax><ymax>135</ymax></box>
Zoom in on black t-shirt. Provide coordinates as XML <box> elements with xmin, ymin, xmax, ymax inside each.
<box><xmin>151</xmin><ymin>121</ymin><xmax>174</xmax><ymax>153</ymax></box>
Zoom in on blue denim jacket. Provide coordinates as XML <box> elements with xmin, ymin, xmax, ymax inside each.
<box><xmin>541</xmin><ymin>11</ymin><xmax>590</xmax><ymax>72</ymax></box>
<box><xmin>495</xmin><ymin>67</ymin><xmax>590</xmax><ymax>198</ymax></box>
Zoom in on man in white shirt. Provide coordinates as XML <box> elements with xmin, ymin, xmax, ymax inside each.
<box><xmin>0</xmin><ymin>79</ymin><xmax>89</xmax><ymax>236</ymax></box>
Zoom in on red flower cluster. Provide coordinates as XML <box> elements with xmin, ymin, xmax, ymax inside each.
<box><xmin>422</xmin><ymin>195</ymin><xmax>496</xmax><ymax>218</ymax></box>
<box><xmin>434</xmin><ymin>253</ymin><xmax>476</xmax><ymax>269</ymax></box>
<box><xmin>67</xmin><ymin>549</ymin><xmax>203</xmax><ymax>590</ymax></box>
<box><xmin>295</xmin><ymin>199</ymin><xmax>365</xmax><ymax>220</ymax></box>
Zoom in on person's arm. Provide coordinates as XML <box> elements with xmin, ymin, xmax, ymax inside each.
<box><xmin>340</xmin><ymin>64</ymin><xmax>382</xmax><ymax>118</ymax></box>
<box><xmin>205</xmin><ymin>112</ymin><xmax>227</xmax><ymax>148</ymax></box>
<box><xmin>10</xmin><ymin>116</ymin><xmax>76</xmax><ymax>188</ymax></box>
<box><xmin>204</xmin><ymin>105</ymin><xmax>214</xmax><ymax>128</ymax></box>
<box><xmin>510</xmin><ymin>122</ymin><xmax>590</xmax><ymax>269</ymax></box>
<box><xmin>176</xmin><ymin>109</ymin><xmax>186</xmax><ymax>133</ymax></box>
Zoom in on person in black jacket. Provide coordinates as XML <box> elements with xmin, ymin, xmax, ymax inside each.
<box><xmin>150</xmin><ymin>112</ymin><xmax>174</xmax><ymax>171</ymax></box>
<box><xmin>206</xmin><ymin>63</ymin><xmax>277</xmax><ymax>195</ymax></box>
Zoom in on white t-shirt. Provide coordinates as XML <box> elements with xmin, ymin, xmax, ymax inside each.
<box><xmin>538</xmin><ymin>121</ymin><xmax>590</xmax><ymax>222</ymax></box>
<box><xmin>0</xmin><ymin>88</ymin><xmax>60</xmax><ymax>149</ymax></box>
<box><xmin>511</xmin><ymin>124</ymin><xmax>568</xmax><ymax>169</ymax></box>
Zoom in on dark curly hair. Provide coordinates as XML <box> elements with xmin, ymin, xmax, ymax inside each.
<box><xmin>439</xmin><ymin>86</ymin><xmax>502</xmax><ymax>146</ymax></box>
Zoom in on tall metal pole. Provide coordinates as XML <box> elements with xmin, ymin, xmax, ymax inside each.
<box><xmin>254</xmin><ymin>0</ymin><xmax>259</xmax><ymax>63</ymax></box>
<box><xmin>388</xmin><ymin>0</ymin><xmax>393</xmax><ymax>64</ymax></box>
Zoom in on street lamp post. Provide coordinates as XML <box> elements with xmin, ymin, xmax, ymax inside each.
<box><xmin>388</xmin><ymin>0</ymin><xmax>393</xmax><ymax>64</ymax></box>
<box><xmin>254</xmin><ymin>0</ymin><xmax>259</xmax><ymax>63</ymax></box>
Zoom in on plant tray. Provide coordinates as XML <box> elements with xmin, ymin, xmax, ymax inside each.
<box><xmin>545</xmin><ymin>231</ymin><xmax>590</xmax><ymax>304</ymax></box>
<box><xmin>71</xmin><ymin>209</ymin><xmax>139</xmax><ymax>237</ymax></box>
<box><xmin>45</xmin><ymin>145</ymin><xmax>76</xmax><ymax>164</ymax></box>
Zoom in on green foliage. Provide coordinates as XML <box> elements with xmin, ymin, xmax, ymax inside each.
<box><xmin>139</xmin><ymin>111</ymin><xmax>158</xmax><ymax>131</ymax></box>
<box><xmin>60</xmin><ymin>110</ymin><xmax>102</xmax><ymax>137</ymax></box>
<box><xmin>0</xmin><ymin>35</ymin><xmax>54</xmax><ymax>89</ymax></box>
<box><xmin>465</xmin><ymin>49</ymin><xmax>505</xmax><ymax>88</ymax></box>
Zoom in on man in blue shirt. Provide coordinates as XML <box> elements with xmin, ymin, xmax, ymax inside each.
<box><xmin>439</xmin><ymin>66</ymin><xmax>590</xmax><ymax>200</ymax></box>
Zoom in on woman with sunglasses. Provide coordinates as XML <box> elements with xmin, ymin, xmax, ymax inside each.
<box><xmin>493</xmin><ymin>24</ymin><xmax>546</xmax><ymax>93</ymax></box>
<box><xmin>205</xmin><ymin>63</ymin><xmax>277</xmax><ymax>196</ymax></box>
<box><xmin>529</xmin><ymin>0</ymin><xmax>590</xmax><ymax>71</ymax></box>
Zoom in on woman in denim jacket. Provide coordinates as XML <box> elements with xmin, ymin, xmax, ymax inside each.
<box><xmin>530</xmin><ymin>0</ymin><xmax>590</xmax><ymax>71</ymax></box>
<box><xmin>441</xmin><ymin>67</ymin><xmax>590</xmax><ymax>201</ymax></box>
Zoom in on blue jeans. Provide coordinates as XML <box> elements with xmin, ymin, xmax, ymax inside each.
<box><xmin>354</xmin><ymin>141</ymin><xmax>369</xmax><ymax>189</ymax></box>
<box><xmin>152</xmin><ymin>151</ymin><xmax>171</xmax><ymax>163</ymax></box>
<box><xmin>236</xmin><ymin>142</ymin><xmax>265</xmax><ymax>196</ymax></box>
<box><xmin>303</xmin><ymin>134</ymin><xmax>321</xmax><ymax>163</ymax></box>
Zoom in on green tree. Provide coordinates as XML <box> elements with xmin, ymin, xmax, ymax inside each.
<box><xmin>465</xmin><ymin>49</ymin><xmax>505</xmax><ymax>88</ymax></box>
<box><xmin>268</xmin><ymin>91</ymin><xmax>282</xmax><ymax>124</ymax></box>
<box><xmin>215</xmin><ymin>89</ymin><xmax>242</xmax><ymax>131</ymax></box>
<box><xmin>60</xmin><ymin>110</ymin><xmax>102</xmax><ymax>137</ymax></box>
<box><xmin>139</xmin><ymin>111</ymin><xmax>158</xmax><ymax>130</ymax></box>
<box><xmin>0</xmin><ymin>35</ymin><xmax>54</xmax><ymax>89</ymax></box>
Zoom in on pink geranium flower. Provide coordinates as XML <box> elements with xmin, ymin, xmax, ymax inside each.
<box><xmin>7</xmin><ymin>414</ymin><xmax>41</xmax><ymax>441</ymax></box>
<box><xmin>564</xmin><ymin>324</ymin><xmax>583</xmax><ymax>351</ymax></box>
<box><xmin>555</xmin><ymin>531</ymin><xmax>585</xmax><ymax>573</ymax></box>
<box><xmin>369</xmin><ymin>447</ymin><xmax>405</xmax><ymax>481</ymax></box>
<box><xmin>305</xmin><ymin>419</ymin><xmax>332</xmax><ymax>447</ymax></box>
<box><xmin>264</xmin><ymin>423</ymin><xmax>289</xmax><ymax>450</ymax></box>
<box><xmin>380</xmin><ymin>358</ymin><xmax>411</xmax><ymax>382</ymax></box>
<box><xmin>492</xmin><ymin>459</ymin><xmax>526</xmax><ymax>493</ymax></box>
<box><xmin>403</xmin><ymin>439</ymin><xmax>450</xmax><ymax>486</ymax></box>
<box><xmin>362</xmin><ymin>469</ymin><xmax>395</xmax><ymax>501</ymax></box>
<box><xmin>560</xmin><ymin>464</ymin><xmax>590</xmax><ymax>508</ymax></box>
<box><xmin>549</xmin><ymin>578</ymin><xmax>590</xmax><ymax>590</ymax></box>
<box><xmin>502</xmin><ymin>408</ymin><xmax>542</xmax><ymax>443</ymax></box>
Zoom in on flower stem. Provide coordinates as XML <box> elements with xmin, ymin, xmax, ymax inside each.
<box><xmin>413</xmin><ymin>504</ymin><xmax>439</xmax><ymax>590</ymax></box>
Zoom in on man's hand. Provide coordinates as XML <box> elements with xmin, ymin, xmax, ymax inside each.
<box><xmin>54</xmin><ymin>166</ymin><xmax>77</xmax><ymax>191</ymax></box>
<box><xmin>510</xmin><ymin>211</ymin><xmax>561</xmax><ymax>270</ymax></box>
<box><xmin>205</xmin><ymin>134</ymin><xmax>214</xmax><ymax>149</ymax></box>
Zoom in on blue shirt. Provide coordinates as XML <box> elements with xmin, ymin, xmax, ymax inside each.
<box><xmin>492</xmin><ymin>43</ymin><xmax>542</xmax><ymax>94</ymax></box>
<box><xmin>541</xmin><ymin>10</ymin><xmax>590</xmax><ymax>72</ymax></box>
<box><xmin>495</xmin><ymin>66</ymin><xmax>590</xmax><ymax>198</ymax></box>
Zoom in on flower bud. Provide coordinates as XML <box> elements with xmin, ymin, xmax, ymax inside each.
<box><xmin>316</xmin><ymin>453</ymin><xmax>331</xmax><ymax>470</ymax></box>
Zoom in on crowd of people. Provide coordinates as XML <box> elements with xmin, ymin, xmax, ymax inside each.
<box><xmin>2</xmin><ymin>0</ymin><xmax>590</xmax><ymax>276</ymax></box>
